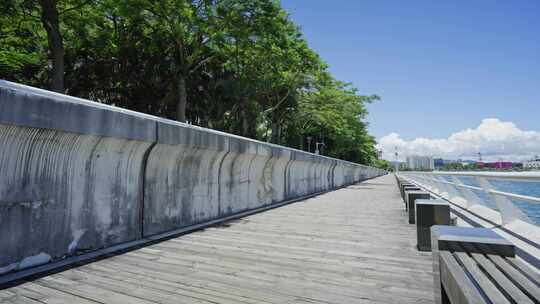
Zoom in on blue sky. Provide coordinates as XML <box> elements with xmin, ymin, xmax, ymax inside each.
<box><xmin>281</xmin><ymin>1</ymin><xmax>539</xmax><ymax>160</ymax></box>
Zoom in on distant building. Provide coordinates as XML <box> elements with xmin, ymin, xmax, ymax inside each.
<box><xmin>480</xmin><ymin>161</ymin><xmax>514</xmax><ymax>170</ymax></box>
<box><xmin>492</xmin><ymin>161</ymin><xmax>513</xmax><ymax>169</ymax></box>
<box><xmin>431</xmin><ymin>158</ymin><xmax>477</xmax><ymax>170</ymax></box>
<box><xmin>406</xmin><ymin>156</ymin><xmax>434</xmax><ymax>170</ymax></box>
<box><xmin>523</xmin><ymin>158</ymin><xmax>540</xmax><ymax>170</ymax></box>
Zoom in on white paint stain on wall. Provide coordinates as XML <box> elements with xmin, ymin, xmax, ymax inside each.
<box><xmin>18</xmin><ymin>252</ymin><xmax>51</xmax><ymax>269</ymax></box>
<box><xmin>0</xmin><ymin>263</ymin><xmax>17</xmax><ymax>275</ymax></box>
<box><xmin>0</xmin><ymin>252</ymin><xmax>52</xmax><ymax>274</ymax></box>
<box><xmin>68</xmin><ymin>229</ymin><xmax>86</xmax><ymax>254</ymax></box>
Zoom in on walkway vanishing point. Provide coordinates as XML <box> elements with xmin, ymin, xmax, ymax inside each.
<box><xmin>0</xmin><ymin>175</ymin><xmax>435</xmax><ymax>304</ymax></box>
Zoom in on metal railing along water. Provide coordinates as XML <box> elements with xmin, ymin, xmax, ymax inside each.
<box><xmin>397</xmin><ymin>171</ymin><xmax>540</xmax><ymax>226</ymax></box>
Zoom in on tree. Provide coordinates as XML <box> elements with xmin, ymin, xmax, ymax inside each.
<box><xmin>0</xmin><ymin>1</ymin><xmax>44</xmax><ymax>85</ymax></box>
<box><xmin>372</xmin><ymin>159</ymin><xmax>392</xmax><ymax>171</ymax></box>
<box><xmin>38</xmin><ymin>0</ymin><xmax>64</xmax><ymax>92</ymax></box>
<box><xmin>0</xmin><ymin>0</ymin><xmax>385</xmax><ymax>166</ymax></box>
<box><xmin>0</xmin><ymin>0</ymin><xmax>95</xmax><ymax>92</ymax></box>
<box><xmin>139</xmin><ymin>0</ymin><xmax>220</xmax><ymax>122</ymax></box>
<box><xmin>286</xmin><ymin>74</ymin><xmax>380</xmax><ymax>164</ymax></box>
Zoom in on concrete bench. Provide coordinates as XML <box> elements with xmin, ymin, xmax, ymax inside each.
<box><xmin>405</xmin><ymin>190</ymin><xmax>430</xmax><ymax>223</ymax></box>
<box><xmin>400</xmin><ymin>183</ymin><xmax>418</xmax><ymax>200</ymax></box>
<box><xmin>415</xmin><ymin>199</ymin><xmax>450</xmax><ymax>251</ymax></box>
<box><xmin>431</xmin><ymin>225</ymin><xmax>540</xmax><ymax>304</ymax></box>
<box><xmin>402</xmin><ymin>185</ymin><xmax>421</xmax><ymax>202</ymax></box>
<box><xmin>395</xmin><ymin>177</ymin><xmax>411</xmax><ymax>192</ymax></box>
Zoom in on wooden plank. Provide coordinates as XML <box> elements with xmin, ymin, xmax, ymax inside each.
<box><xmin>76</xmin><ymin>264</ymin><xmax>275</xmax><ymax>304</ymax></box>
<box><xmin>170</xmin><ymin>233</ymin><xmax>432</xmax><ymax>267</ymax></box>
<box><xmin>51</xmin><ymin>269</ymin><xmax>219</xmax><ymax>304</ymax></box>
<box><xmin>148</xmin><ymin>239</ymin><xmax>433</xmax><ymax>278</ymax></box>
<box><xmin>9</xmin><ymin>282</ymin><xmax>102</xmax><ymax>304</ymax></box>
<box><xmin>103</xmin><ymin>251</ymin><xmax>421</xmax><ymax>304</ymax></box>
<box><xmin>34</xmin><ymin>276</ymin><xmax>159</xmax><ymax>304</ymax></box>
<box><xmin>0</xmin><ymin>290</ymin><xmax>44</xmax><ymax>304</ymax></box>
<box><xmin>449</xmin><ymin>243</ymin><xmax>511</xmax><ymax>304</ymax></box>
<box><xmin>99</xmin><ymin>258</ymin><xmax>374</xmax><ymax>304</ymax></box>
<box><xmin>136</xmin><ymin>244</ymin><xmax>434</xmax><ymax>285</ymax></box>
<box><xmin>196</xmin><ymin>228</ymin><xmax>423</xmax><ymax>256</ymax></box>
<box><xmin>181</xmin><ymin>231</ymin><xmax>432</xmax><ymax>263</ymax></box>
<box><xmin>126</xmin><ymin>246</ymin><xmax>434</xmax><ymax>297</ymax></box>
<box><xmin>439</xmin><ymin>250</ymin><xmax>486</xmax><ymax>304</ymax></box>
<box><xmin>506</xmin><ymin>257</ymin><xmax>540</xmax><ymax>284</ymax></box>
<box><xmin>480</xmin><ymin>251</ymin><xmax>540</xmax><ymax>301</ymax></box>
<box><xmin>0</xmin><ymin>290</ymin><xmax>45</xmax><ymax>304</ymax></box>
<box><xmin>86</xmin><ymin>260</ymin><xmax>303</xmax><ymax>304</ymax></box>
<box><xmin>0</xmin><ymin>290</ymin><xmax>17</xmax><ymax>300</ymax></box>
<box><xmin>462</xmin><ymin>243</ymin><xmax>534</xmax><ymax>304</ymax></box>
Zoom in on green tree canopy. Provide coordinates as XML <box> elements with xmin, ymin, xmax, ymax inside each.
<box><xmin>0</xmin><ymin>0</ymin><xmax>387</xmax><ymax>167</ymax></box>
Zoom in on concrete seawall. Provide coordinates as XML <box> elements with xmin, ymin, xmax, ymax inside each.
<box><xmin>0</xmin><ymin>80</ymin><xmax>385</xmax><ymax>275</ymax></box>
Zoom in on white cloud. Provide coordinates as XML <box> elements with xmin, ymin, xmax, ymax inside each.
<box><xmin>377</xmin><ymin>118</ymin><xmax>540</xmax><ymax>162</ymax></box>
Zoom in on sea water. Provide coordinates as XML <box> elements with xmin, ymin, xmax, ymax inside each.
<box><xmin>491</xmin><ymin>179</ymin><xmax>540</xmax><ymax>225</ymax></box>
<box><xmin>442</xmin><ymin>176</ymin><xmax>540</xmax><ymax>225</ymax></box>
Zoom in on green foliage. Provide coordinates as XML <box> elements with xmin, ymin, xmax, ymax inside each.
<box><xmin>442</xmin><ymin>163</ymin><xmax>465</xmax><ymax>171</ymax></box>
<box><xmin>0</xmin><ymin>1</ymin><xmax>45</xmax><ymax>84</ymax></box>
<box><xmin>285</xmin><ymin>75</ymin><xmax>380</xmax><ymax>164</ymax></box>
<box><xmin>0</xmin><ymin>0</ymin><xmax>385</xmax><ymax>166</ymax></box>
<box><xmin>372</xmin><ymin>159</ymin><xmax>392</xmax><ymax>171</ymax></box>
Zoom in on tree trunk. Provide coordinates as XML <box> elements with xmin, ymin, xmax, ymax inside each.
<box><xmin>241</xmin><ymin>110</ymin><xmax>250</xmax><ymax>137</ymax></box>
<box><xmin>176</xmin><ymin>75</ymin><xmax>187</xmax><ymax>122</ymax></box>
<box><xmin>39</xmin><ymin>0</ymin><xmax>64</xmax><ymax>93</ymax></box>
<box><xmin>270</xmin><ymin>111</ymin><xmax>281</xmax><ymax>144</ymax></box>
<box><xmin>238</xmin><ymin>96</ymin><xmax>257</xmax><ymax>138</ymax></box>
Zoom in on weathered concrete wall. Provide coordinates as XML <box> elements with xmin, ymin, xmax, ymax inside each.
<box><xmin>0</xmin><ymin>80</ymin><xmax>386</xmax><ymax>274</ymax></box>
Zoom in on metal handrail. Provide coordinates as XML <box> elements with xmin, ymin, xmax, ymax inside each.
<box><xmin>398</xmin><ymin>171</ymin><xmax>540</xmax><ymax>225</ymax></box>
<box><xmin>430</xmin><ymin>171</ymin><xmax>540</xmax><ymax>182</ymax></box>
<box><xmin>421</xmin><ymin>176</ymin><xmax>540</xmax><ymax>204</ymax></box>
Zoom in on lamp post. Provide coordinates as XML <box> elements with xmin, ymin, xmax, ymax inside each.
<box><xmin>394</xmin><ymin>146</ymin><xmax>399</xmax><ymax>173</ymax></box>
<box><xmin>315</xmin><ymin>142</ymin><xmax>325</xmax><ymax>155</ymax></box>
<box><xmin>306</xmin><ymin>136</ymin><xmax>313</xmax><ymax>153</ymax></box>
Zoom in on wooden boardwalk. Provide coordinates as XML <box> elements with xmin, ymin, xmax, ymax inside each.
<box><xmin>0</xmin><ymin>175</ymin><xmax>435</xmax><ymax>304</ymax></box>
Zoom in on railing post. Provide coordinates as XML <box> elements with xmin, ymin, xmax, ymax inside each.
<box><xmin>475</xmin><ymin>177</ymin><xmax>530</xmax><ymax>225</ymax></box>
<box><xmin>449</xmin><ymin>176</ymin><xmax>482</xmax><ymax>209</ymax></box>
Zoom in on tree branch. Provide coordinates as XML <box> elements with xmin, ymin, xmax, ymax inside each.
<box><xmin>59</xmin><ymin>1</ymin><xmax>92</xmax><ymax>15</ymax></box>
<box><xmin>188</xmin><ymin>54</ymin><xmax>215</xmax><ymax>74</ymax></box>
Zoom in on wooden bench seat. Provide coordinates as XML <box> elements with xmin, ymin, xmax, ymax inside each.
<box><xmin>432</xmin><ymin>225</ymin><xmax>540</xmax><ymax>304</ymax></box>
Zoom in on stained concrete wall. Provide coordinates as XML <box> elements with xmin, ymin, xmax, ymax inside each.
<box><xmin>0</xmin><ymin>80</ymin><xmax>386</xmax><ymax>274</ymax></box>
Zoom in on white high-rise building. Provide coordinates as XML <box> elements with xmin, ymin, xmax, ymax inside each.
<box><xmin>523</xmin><ymin>157</ymin><xmax>540</xmax><ymax>170</ymax></box>
<box><xmin>406</xmin><ymin>155</ymin><xmax>434</xmax><ymax>170</ymax></box>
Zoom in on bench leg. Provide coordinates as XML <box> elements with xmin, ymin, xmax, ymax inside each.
<box><xmin>441</xmin><ymin>283</ymin><xmax>451</xmax><ymax>304</ymax></box>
